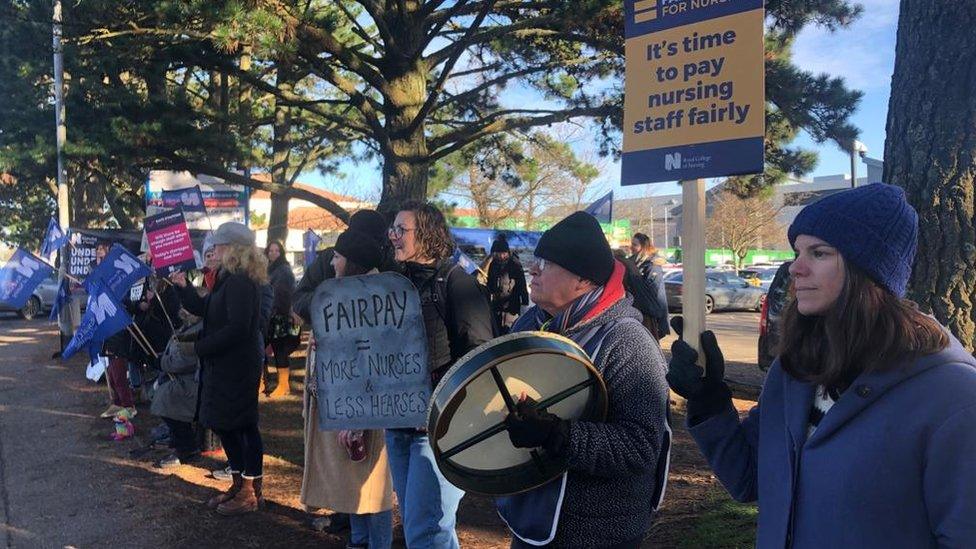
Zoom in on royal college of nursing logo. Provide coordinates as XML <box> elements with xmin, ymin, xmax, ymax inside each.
<box><xmin>665</xmin><ymin>152</ymin><xmax>682</xmax><ymax>171</ymax></box>
<box><xmin>633</xmin><ymin>0</ymin><xmax>658</xmax><ymax>23</ymax></box>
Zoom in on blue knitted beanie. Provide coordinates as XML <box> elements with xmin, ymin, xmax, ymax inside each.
<box><xmin>787</xmin><ymin>183</ymin><xmax>918</xmax><ymax>297</ymax></box>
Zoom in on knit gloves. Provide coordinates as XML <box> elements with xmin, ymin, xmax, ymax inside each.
<box><xmin>505</xmin><ymin>397</ymin><xmax>570</xmax><ymax>457</ymax></box>
<box><xmin>667</xmin><ymin>316</ymin><xmax>733</xmax><ymax>426</ymax></box>
<box><xmin>176</xmin><ymin>331</ymin><xmax>198</xmax><ymax>358</ymax></box>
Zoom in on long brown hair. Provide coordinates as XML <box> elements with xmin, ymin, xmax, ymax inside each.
<box><xmin>400</xmin><ymin>201</ymin><xmax>455</xmax><ymax>262</ymax></box>
<box><xmin>778</xmin><ymin>262</ymin><xmax>948</xmax><ymax>393</ymax></box>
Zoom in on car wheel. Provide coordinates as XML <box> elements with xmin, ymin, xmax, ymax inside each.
<box><xmin>18</xmin><ymin>296</ymin><xmax>41</xmax><ymax>320</ymax></box>
<box><xmin>704</xmin><ymin>295</ymin><xmax>714</xmax><ymax>315</ymax></box>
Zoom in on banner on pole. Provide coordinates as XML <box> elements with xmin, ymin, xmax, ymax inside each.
<box><xmin>83</xmin><ymin>243</ymin><xmax>152</xmax><ymax>300</ymax></box>
<box><xmin>0</xmin><ymin>248</ymin><xmax>55</xmax><ymax>309</ymax></box>
<box><xmin>41</xmin><ymin>217</ymin><xmax>69</xmax><ymax>258</ymax></box>
<box><xmin>145</xmin><ymin>209</ymin><xmax>197</xmax><ymax>276</ymax></box>
<box><xmin>304</xmin><ymin>229</ymin><xmax>323</xmax><ymax>268</ymax></box>
<box><xmin>621</xmin><ymin>0</ymin><xmax>764</xmax><ymax>185</ymax></box>
<box><xmin>63</xmin><ymin>281</ymin><xmax>133</xmax><ymax>360</ymax></box>
<box><xmin>584</xmin><ymin>191</ymin><xmax>614</xmax><ymax>223</ymax></box>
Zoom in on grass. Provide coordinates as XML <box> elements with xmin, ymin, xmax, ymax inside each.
<box><xmin>676</xmin><ymin>488</ymin><xmax>758</xmax><ymax>548</ymax></box>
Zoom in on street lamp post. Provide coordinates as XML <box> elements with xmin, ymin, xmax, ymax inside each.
<box><xmin>663</xmin><ymin>199</ymin><xmax>676</xmax><ymax>249</ymax></box>
<box><xmin>850</xmin><ymin>140</ymin><xmax>868</xmax><ymax>188</ymax></box>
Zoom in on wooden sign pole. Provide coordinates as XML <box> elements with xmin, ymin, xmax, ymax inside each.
<box><xmin>681</xmin><ymin>178</ymin><xmax>707</xmax><ymax>364</ymax></box>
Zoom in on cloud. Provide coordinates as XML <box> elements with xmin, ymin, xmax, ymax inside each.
<box><xmin>790</xmin><ymin>1</ymin><xmax>899</xmax><ymax>91</ymax></box>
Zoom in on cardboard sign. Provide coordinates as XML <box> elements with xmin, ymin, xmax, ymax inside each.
<box><xmin>67</xmin><ymin>233</ymin><xmax>100</xmax><ymax>279</ymax></box>
<box><xmin>622</xmin><ymin>0</ymin><xmax>764</xmax><ymax>184</ymax></box>
<box><xmin>310</xmin><ymin>272</ymin><xmax>431</xmax><ymax>430</ymax></box>
<box><xmin>145</xmin><ymin>209</ymin><xmax>197</xmax><ymax>276</ymax></box>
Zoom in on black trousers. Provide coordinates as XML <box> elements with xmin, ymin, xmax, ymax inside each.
<box><xmin>162</xmin><ymin>417</ymin><xmax>198</xmax><ymax>457</ymax></box>
<box><xmin>510</xmin><ymin>533</ymin><xmax>645</xmax><ymax>549</ymax></box>
<box><xmin>214</xmin><ymin>424</ymin><xmax>264</xmax><ymax>478</ymax></box>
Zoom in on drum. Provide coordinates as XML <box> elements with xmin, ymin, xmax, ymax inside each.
<box><xmin>427</xmin><ymin>331</ymin><xmax>608</xmax><ymax>496</ymax></box>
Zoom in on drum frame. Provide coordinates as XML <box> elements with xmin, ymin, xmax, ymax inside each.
<box><xmin>427</xmin><ymin>332</ymin><xmax>608</xmax><ymax>496</ymax></box>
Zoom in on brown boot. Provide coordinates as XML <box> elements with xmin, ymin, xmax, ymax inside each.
<box><xmin>268</xmin><ymin>368</ymin><xmax>291</xmax><ymax>398</ymax></box>
<box><xmin>254</xmin><ymin>476</ymin><xmax>267</xmax><ymax>507</ymax></box>
<box><xmin>216</xmin><ymin>477</ymin><xmax>258</xmax><ymax>515</ymax></box>
<box><xmin>206</xmin><ymin>472</ymin><xmax>242</xmax><ymax>509</ymax></box>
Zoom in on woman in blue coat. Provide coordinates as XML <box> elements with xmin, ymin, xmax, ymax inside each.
<box><xmin>667</xmin><ymin>183</ymin><xmax>976</xmax><ymax>548</ymax></box>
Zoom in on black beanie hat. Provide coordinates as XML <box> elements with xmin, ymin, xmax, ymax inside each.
<box><xmin>348</xmin><ymin>210</ymin><xmax>388</xmax><ymax>243</ymax></box>
<box><xmin>535</xmin><ymin>211</ymin><xmax>614</xmax><ymax>285</ymax></box>
<box><xmin>490</xmin><ymin>235</ymin><xmax>510</xmax><ymax>253</ymax></box>
<box><xmin>335</xmin><ymin>229</ymin><xmax>383</xmax><ymax>272</ymax></box>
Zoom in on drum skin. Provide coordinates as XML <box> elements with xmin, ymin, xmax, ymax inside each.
<box><xmin>427</xmin><ymin>331</ymin><xmax>608</xmax><ymax>496</ymax></box>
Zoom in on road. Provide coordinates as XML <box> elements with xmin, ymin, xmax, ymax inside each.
<box><xmin>660</xmin><ymin>311</ymin><xmax>766</xmax><ymax>388</ymax></box>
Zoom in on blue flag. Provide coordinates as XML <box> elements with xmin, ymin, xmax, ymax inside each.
<box><xmin>49</xmin><ymin>276</ymin><xmax>72</xmax><ymax>322</ymax></box>
<box><xmin>0</xmin><ymin>248</ymin><xmax>55</xmax><ymax>309</ymax></box>
<box><xmin>160</xmin><ymin>185</ymin><xmax>208</xmax><ymax>213</ymax></box>
<box><xmin>304</xmin><ymin>229</ymin><xmax>323</xmax><ymax>268</ymax></box>
<box><xmin>41</xmin><ymin>217</ymin><xmax>69</xmax><ymax>257</ymax></box>
<box><xmin>583</xmin><ymin>191</ymin><xmax>613</xmax><ymax>223</ymax></box>
<box><xmin>83</xmin><ymin>244</ymin><xmax>151</xmax><ymax>301</ymax></box>
<box><xmin>62</xmin><ymin>281</ymin><xmax>133</xmax><ymax>360</ymax></box>
<box><xmin>452</xmin><ymin>248</ymin><xmax>481</xmax><ymax>276</ymax></box>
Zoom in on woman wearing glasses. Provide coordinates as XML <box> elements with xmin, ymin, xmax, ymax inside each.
<box><xmin>386</xmin><ymin>201</ymin><xmax>495</xmax><ymax>549</ymax></box>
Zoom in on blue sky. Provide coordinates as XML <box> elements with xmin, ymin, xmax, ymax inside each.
<box><xmin>302</xmin><ymin>0</ymin><xmax>900</xmax><ymax>204</ymax></box>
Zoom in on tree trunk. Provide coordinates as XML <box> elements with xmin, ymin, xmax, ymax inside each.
<box><xmin>268</xmin><ymin>65</ymin><xmax>295</xmax><ymax>246</ymax></box>
<box><xmin>378</xmin><ymin>6</ymin><xmax>429</xmax><ymax>214</ymax></box>
<box><xmin>884</xmin><ymin>1</ymin><xmax>976</xmax><ymax>352</ymax></box>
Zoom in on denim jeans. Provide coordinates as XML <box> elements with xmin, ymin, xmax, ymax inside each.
<box><xmin>385</xmin><ymin>430</ymin><xmax>464</xmax><ymax>549</ymax></box>
<box><xmin>349</xmin><ymin>510</ymin><xmax>393</xmax><ymax>549</ymax></box>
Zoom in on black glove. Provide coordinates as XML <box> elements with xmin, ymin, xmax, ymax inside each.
<box><xmin>505</xmin><ymin>398</ymin><xmax>569</xmax><ymax>455</ymax></box>
<box><xmin>667</xmin><ymin>316</ymin><xmax>732</xmax><ymax>425</ymax></box>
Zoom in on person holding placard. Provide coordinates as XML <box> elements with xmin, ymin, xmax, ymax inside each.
<box><xmin>668</xmin><ymin>184</ymin><xmax>976</xmax><ymax>547</ymax></box>
<box><xmin>169</xmin><ymin>222</ymin><xmax>269</xmax><ymax>516</ymax></box>
<box><xmin>301</xmin><ymin>227</ymin><xmax>394</xmax><ymax>549</ymax></box>
<box><xmin>386</xmin><ymin>201</ymin><xmax>494</xmax><ymax>549</ymax></box>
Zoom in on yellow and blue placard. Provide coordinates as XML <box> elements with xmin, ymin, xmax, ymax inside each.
<box><xmin>622</xmin><ymin>0</ymin><xmax>764</xmax><ymax>185</ymax></box>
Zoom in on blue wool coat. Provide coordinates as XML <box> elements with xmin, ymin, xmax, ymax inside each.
<box><xmin>690</xmin><ymin>335</ymin><xmax>976</xmax><ymax>548</ymax></box>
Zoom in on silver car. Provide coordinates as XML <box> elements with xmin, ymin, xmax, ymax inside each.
<box><xmin>664</xmin><ymin>270</ymin><xmax>765</xmax><ymax>314</ymax></box>
<box><xmin>0</xmin><ymin>274</ymin><xmax>59</xmax><ymax>320</ymax></box>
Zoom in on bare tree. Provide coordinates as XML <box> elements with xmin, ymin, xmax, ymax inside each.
<box><xmin>706</xmin><ymin>190</ymin><xmax>786</xmax><ymax>270</ymax></box>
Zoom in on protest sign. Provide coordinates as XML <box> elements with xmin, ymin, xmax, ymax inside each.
<box><xmin>145</xmin><ymin>209</ymin><xmax>197</xmax><ymax>276</ymax></box>
<box><xmin>67</xmin><ymin>232</ymin><xmax>100</xmax><ymax>279</ymax></box>
<box><xmin>310</xmin><ymin>272</ymin><xmax>430</xmax><ymax>430</ymax></box>
<box><xmin>622</xmin><ymin>0</ymin><xmax>764</xmax><ymax>185</ymax></box>
<box><xmin>0</xmin><ymin>248</ymin><xmax>54</xmax><ymax>309</ymax></box>
<box><xmin>84</xmin><ymin>243</ymin><xmax>151</xmax><ymax>300</ymax></box>
<box><xmin>159</xmin><ymin>185</ymin><xmax>208</xmax><ymax>214</ymax></box>
<box><xmin>146</xmin><ymin>171</ymin><xmax>248</xmax><ymax>230</ymax></box>
<box><xmin>63</xmin><ymin>282</ymin><xmax>133</xmax><ymax>360</ymax></box>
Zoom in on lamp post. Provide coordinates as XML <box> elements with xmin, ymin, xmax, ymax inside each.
<box><xmin>850</xmin><ymin>140</ymin><xmax>868</xmax><ymax>188</ymax></box>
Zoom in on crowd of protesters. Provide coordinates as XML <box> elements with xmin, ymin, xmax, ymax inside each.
<box><xmin>79</xmin><ymin>185</ymin><xmax>975</xmax><ymax>547</ymax></box>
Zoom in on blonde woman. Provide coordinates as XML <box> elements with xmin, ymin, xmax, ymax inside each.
<box><xmin>169</xmin><ymin>222</ymin><xmax>269</xmax><ymax>516</ymax></box>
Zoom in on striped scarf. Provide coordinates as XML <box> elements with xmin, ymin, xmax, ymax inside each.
<box><xmin>515</xmin><ymin>260</ymin><xmax>626</xmax><ymax>336</ymax></box>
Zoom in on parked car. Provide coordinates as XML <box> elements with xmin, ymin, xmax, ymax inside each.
<box><xmin>740</xmin><ymin>267</ymin><xmax>780</xmax><ymax>291</ymax></box>
<box><xmin>757</xmin><ymin>262</ymin><xmax>793</xmax><ymax>371</ymax></box>
<box><xmin>664</xmin><ymin>270</ymin><xmax>765</xmax><ymax>314</ymax></box>
<box><xmin>0</xmin><ymin>273</ymin><xmax>59</xmax><ymax>320</ymax></box>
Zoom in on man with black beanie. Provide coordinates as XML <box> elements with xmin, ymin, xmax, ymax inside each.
<box><xmin>497</xmin><ymin>211</ymin><xmax>671</xmax><ymax>548</ymax></box>
<box><xmin>485</xmin><ymin>235</ymin><xmax>528</xmax><ymax>333</ymax></box>
<box><xmin>293</xmin><ymin>209</ymin><xmax>393</xmax><ymax>322</ymax></box>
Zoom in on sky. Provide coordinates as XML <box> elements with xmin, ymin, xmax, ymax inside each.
<box><xmin>301</xmin><ymin>0</ymin><xmax>901</xmax><ymax>205</ymax></box>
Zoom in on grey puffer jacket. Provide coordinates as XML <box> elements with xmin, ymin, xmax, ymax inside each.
<box><xmin>551</xmin><ymin>297</ymin><xmax>670</xmax><ymax>547</ymax></box>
